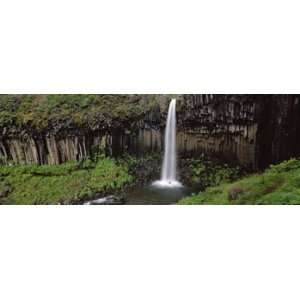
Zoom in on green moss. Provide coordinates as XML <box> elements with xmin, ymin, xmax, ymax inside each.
<box><xmin>180</xmin><ymin>158</ymin><xmax>300</xmax><ymax>205</ymax></box>
<box><xmin>0</xmin><ymin>95</ymin><xmax>159</xmax><ymax>133</ymax></box>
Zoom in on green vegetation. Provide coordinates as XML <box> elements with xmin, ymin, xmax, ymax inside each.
<box><xmin>0</xmin><ymin>156</ymin><xmax>133</xmax><ymax>204</ymax></box>
<box><xmin>0</xmin><ymin>95</ymin><xmax>159</xmax><ymax>133</ymax></box>
<box><xmin>2</xmin><ymin>155</ymin><xmax>300</xmax><ymax>205</ymax></box>
<box><xmin>180</xmin><ymin>158</ymin><xmax>300</xmax><ymax>205</ymax></box>
<box><xmin>180</xmin><ymin>156</ymin><xmax>243</xmax><ymax>189</ymax></box>
<box><xmin>120</xmin><ymin>153</ymin><xmax>161</xmax><ymax>185</ymax></box>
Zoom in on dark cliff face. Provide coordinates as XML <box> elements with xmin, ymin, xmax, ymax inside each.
<box><xmin>176</xmin><ymin>95</ymin><xmax>258</xmax><ymax>167</ymax></box>
<box><xmin>176</xmin><ymin>94</ymin><xmax>300</xmax><ymax>169</ymax></box>
<box><xmin>0</xmin><ymin>94</ymin><xmax>299</xmax><ymax>169</ymax></box>
<box><xmin>255</xmin><ymin>95</ymin><xmax>300</xmax><ymax>168</ymax></box>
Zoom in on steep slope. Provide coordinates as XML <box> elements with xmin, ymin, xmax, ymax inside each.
<box><xmin>180</xmin><ymin>159</ymin><xmax>300</xmax><ymax>205</ymax></box>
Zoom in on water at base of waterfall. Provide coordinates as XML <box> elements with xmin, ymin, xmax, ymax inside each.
<box><xmin>152</xmin><ymin>180</ymin><xmax>183</xmax><ymax>188</ymax></box>
<box><xmin>126</xmin><ymin>184</ymin><xmax>191</xmax><ymax>205</ymax></box>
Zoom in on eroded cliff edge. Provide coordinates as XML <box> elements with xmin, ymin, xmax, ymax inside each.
<box><xmin>0</xmin><ymin>94</ymin><xmax>299</xmax><ymax>169</ymax></box>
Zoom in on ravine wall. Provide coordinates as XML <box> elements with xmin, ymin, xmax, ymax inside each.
<box><xmin>0</xmin><ymin>94</ymin><xmax>299</xmax><ymax>169</ymax></box>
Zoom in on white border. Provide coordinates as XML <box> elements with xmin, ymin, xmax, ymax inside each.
<box><xmin>1</xmin><ymin>206</ymin><xmax>300</xmax><ymax>300</ymax></box>
<box><xmin>0</xmin><ymin>0</ymin><xmax>299</xmax><ymax>94</ymax></box>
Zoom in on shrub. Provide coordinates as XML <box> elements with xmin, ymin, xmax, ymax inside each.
<box><xmin>183</xmin><ymin>158</ymin><xmax>242</xmax><ymax>188</ymax></box>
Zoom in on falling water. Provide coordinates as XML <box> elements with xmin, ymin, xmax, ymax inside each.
<box><xmin>153</xmin><ymin>99</ymin><xmax>182</xmax><ymax>188</ymax></box>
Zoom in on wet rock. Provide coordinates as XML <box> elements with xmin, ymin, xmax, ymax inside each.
<box><xmin>84</xmin><ymin>195</ymin><xmax>126</xmax><ymax>205</ymax></box>
<box><xmin>0</xmin><ymin>185</ymin><xmax>12</xmax><ymax>198</ymax></box>
<box><xmin>228</xmin><ymin>186</ymin><xmax>245</xmax><ymax>201</ymax></box>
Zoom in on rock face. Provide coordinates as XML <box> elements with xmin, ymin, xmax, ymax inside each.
<box><xmin>188</xmin><ymin>95</ymin><xmax>300</xmax><ymax>168</ymax></box>
<box><xmin>177</xmin><ymin>95</ymin><xmax>258</xmax><ymax>167</ymax></box>
<box><xmin>0</xmin><ymin>94</ymin><xmax>300</xmax><ymax>169</ymax></box>
<box><xmin>255</xmin><ymin>95</ymin><xmax>300</xmax><ymax>168</ymax></box>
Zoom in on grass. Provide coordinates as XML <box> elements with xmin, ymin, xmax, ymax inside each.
<box><xmin>0</xmin><ymin>156</ymin><xmax>133</xmax><ymax>204</ymax></box>
<box><xmin>180</xmin><ymin>158</ymin><xmax>300</xmax><ymax>205</ymax></box>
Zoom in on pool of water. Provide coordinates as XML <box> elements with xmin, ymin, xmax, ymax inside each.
<box><xmin>125</xmin><ymin>183</ymin><xmax>193</xmax><ymax>205</ymax></box>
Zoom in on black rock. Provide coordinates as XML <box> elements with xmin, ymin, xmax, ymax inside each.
<box><xmin>0</xmin><ymin>185</ymin><xmax>12</xmax><ymax>198</ymax></box>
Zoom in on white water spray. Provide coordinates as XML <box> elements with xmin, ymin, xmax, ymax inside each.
<box><xmin>153</xmin><ymin>99</ymin><xmax>182</xmax><ymax>188</ymax></box>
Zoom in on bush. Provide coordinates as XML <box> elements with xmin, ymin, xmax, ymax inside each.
<box><xmin>182</xmin><ymin>157</ymin><xmax>242</xmax><ymax>188</ymax></box>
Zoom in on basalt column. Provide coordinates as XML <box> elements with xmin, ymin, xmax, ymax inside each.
<box><xmin>256</xmin><ymin>95</ymin><xmax>300</xmax><ymax>169</ymax></box>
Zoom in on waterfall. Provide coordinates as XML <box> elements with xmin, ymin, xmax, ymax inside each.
<box><xmin>153</xmin><ymin>98</ymin><xmax>182</xmax><ymax>188</ymax></box>
<box><xmin>162</xmin><ymin>99</ymin><xmax>177</xmax><ymax>181</ymax></box>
